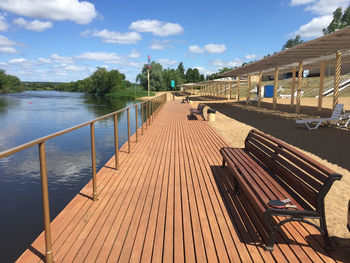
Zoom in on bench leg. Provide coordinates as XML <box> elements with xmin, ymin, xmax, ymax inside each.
<box><xmin>264</xmin><ymin>212</ymin><xmax>277</xmax><ymax>251</ymax></box>
<box><xmin>320</xmin><ymin>207</ymin><xmax>332</xmax><ymax>250</ymax></box>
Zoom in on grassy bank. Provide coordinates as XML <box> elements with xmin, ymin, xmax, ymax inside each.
<box><xmin>105</xmin><ymin>88</ymin><xmax>155</xmax><ymax>100</ymax></box>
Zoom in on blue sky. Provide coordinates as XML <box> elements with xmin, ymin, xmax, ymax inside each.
<box><xmin>0</xmin><ymin>0</ymin><xmax>349</xmax><ymax>82</ymax></box>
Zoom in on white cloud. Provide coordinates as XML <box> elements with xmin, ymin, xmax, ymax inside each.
<box><xmin>65</xmin><ymin>65</ymin><xmax>85</xmax><ymax>71</ymax></box>
<box><xmin>76</xmin><ymin>51</ymin><xmax>143</xmax><ymax>69</ymax></box>
<box><xmin>0</xmin><ymin>35</ymin><xmax>17</xmax><ymax>47</ymax></box>
<box><xmin>129</xmin><ymin>50</ymin><xmax>140</xmax><ymax>58</ymax></box>
<box><xmin>75</xmin><ymin>51</ymin><xmax>120</xmax><ymax>61</ymax></box>
<box><xmin>290</xmin><ymin>0</ymin><xmax>316</xmax><ymax>6</ymax></box>
<box><xmin>38</xmin><ymin>57</ymin><xmax>51</xmax><ymax>63</ymax></box>
<box><xmin>8</xmin><ymin>58</ymin><xmax>37</xmax><ymax>67</ymax></box>
<box><xmin>204</xmin><ymin>44</ymin><xmax>226</xmax><ymax>53</ymax></box>
<box><xmin>13</xmin><ymin>17</ymin><xmax>52</xmax><ymax>31</ymax></box>
<box><xmin>0</xmin><ymin>46</ymin><xmax>16</xmax><ymax>53</ymax></box>
<box><xmin>0</xmin><ymin>0</ymin><xmax>97</xmax><ymax>24</ymax></box>
<box><xmin>92</xmin><ymin>29</ymin><xmax>141</xmax><ymax>44</ymax></box>
<box><xmin>0</xmin><ymin>35</ymin><xmax>19</xmax><ymax>53</ymax></box>
<box><xmin>189</xmin><ymin>45</ymin><xmax>204</xmax><ymax>53</ymax></box>
<box><xmin>304</xmin><ymin>0</ymin><xmax>350</xmax><ymax>15</ymax></box>
<box><xmin>129</xmin><ymin>19</ymin><xmax>184</xmax><ymax>36</ymax></box>
<box><xmin>157</xmin><ymin>58</ymin><xmax>177</xmax><ymax>67</ymax></box>
<box><xmin>245</xmin><ymin>54</ymin><xmax>257</xmax><ymax>60</ymax></box>
<box><xmin>195</xmin><ymin>66</ymin><xmax>216</xmax><ymax>76</ymax></box>
<box><xmin>149</xmin><ymin>39</ymin><xmax>173</xmax><ymax>50</ymax></box>
<box><xmin>0</xmin><ymin>13</ymin><xmax>9</xmax><ymax>31</ymax></box>
<box><xmin>51</xmin><ymin>54</ymin><xmax>73</xmax><ymax>64</ymax></box>
<box><xmin>209</xmin><ymin>58</ymin><xmax>243</xmax><ymax>68</ymax></box>
<box><xmin>289</xmin><ymin>0</ymin><xmax>350</xmax><ymax>39</ymax></box>
<box><xmin>293</xmin><ymin>15</ymin><xmax>332</xmax><ymax>38</ymax></box>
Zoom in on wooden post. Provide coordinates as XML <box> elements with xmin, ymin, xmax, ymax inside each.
<box><xmin>229</xmin><ymin>81</ymin><xmax>232</xmax><ymax>99</ymax></box>
<box><xmin>114</xmin><ymin>113</ymin><xmax>119</xmax><ymax>170</ymax></box>
<box><xmin>246</xmin><ymin>74</ymin><xmax>251</xmax><ymax>104</ymax></box>
<box><xmin>273</xmin><ymin>67</ymin><xmax>279</xmax><ymax>110</ymax></box>
<box><xmin>333</xmin><ymin>51</ymin><xmax>341</xmax><ymax>110</ymax></box>
<box><xmin>38</xmin><ymin>142</ymin><xmax>53</xmax><ymax>263</ymax></box>
<box><xmin>291</xmin><ymin>67</ymin><xmax>296</xmax><ymax>105</ymax></box>
<box><xmin>258</xmin><ymin>71</ymin><xmax>262</xmax><ymax>107</ymax></box>
<box><xmin>296</xmin><ymin>60</ymin><xmax>303</xmax><ymax>113</ymax></box>
<box><xmin>318</xmin><ymin>61</ymin><xmax>326</xmax><ymax>111</ymax></box>
<box><xmin>236</xmin><ymin>76</ymin><xmax>240</xmax><ymax>101</ymax></box>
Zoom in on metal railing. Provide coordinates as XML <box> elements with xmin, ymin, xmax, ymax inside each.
<box><xmin>0</xmin><ymin>93</ymin><xmax>167</xmax><ymax>263</ymax></box>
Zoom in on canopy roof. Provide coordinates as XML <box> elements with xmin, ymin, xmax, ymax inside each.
<box><xmin>220</xmin><ymin>26</ymin><xmax>350</xmax><ymax>77</ymax></box>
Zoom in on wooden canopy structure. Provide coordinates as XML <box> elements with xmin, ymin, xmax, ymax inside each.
<box><xmin>214</xmin><ymin>26</ymin><xmax>350</xmax><ymax>112</ymax></box>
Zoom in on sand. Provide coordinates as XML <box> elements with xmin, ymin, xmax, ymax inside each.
<box><xmin>184</xmin><ymin>95</ymin><xmax>350</xmax><ymax>252</ymax></box>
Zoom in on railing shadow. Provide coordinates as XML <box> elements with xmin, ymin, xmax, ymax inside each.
<box><xmin>28</xmin><ymin>245</ymin><xmax>45</xmax><ymax>261</ymax></box>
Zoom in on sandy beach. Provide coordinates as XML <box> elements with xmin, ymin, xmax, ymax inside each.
<box><xmin>184</xmin><ymin>95</ymin><xmax>350</xmax><ymax>254</ymax></box>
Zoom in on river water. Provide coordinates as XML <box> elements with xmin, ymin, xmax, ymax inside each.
<box><xmin>0</xmin><ymin>90</ymin><xmax>142</xmax><ymax>261</ymax></box>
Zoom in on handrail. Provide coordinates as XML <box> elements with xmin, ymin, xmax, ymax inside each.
<box><xmin>0</xmin><ymin>92</ymin><xmax>167</xmax><ymax>263</ymax></box>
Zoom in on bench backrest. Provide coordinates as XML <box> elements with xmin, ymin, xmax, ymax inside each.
<box><xmin>244</xmin><ymin>129</ymin><xmax>341</xmax><ymax>211</ymax></box>
<box><xmin>197</xmin><ymin>103</ymin><xmax>205</xmax><ymax>112</ymax></box>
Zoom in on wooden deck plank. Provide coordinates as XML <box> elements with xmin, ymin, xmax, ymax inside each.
<box><xmin>17</xmin><ymin>100</ymin><xmax>341</xmax><ymax>263</ymax></box>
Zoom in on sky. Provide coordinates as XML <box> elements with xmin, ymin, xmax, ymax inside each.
<box><xmin>0</xmin><ymin>0</ymin><xmax>349</xmax><ymax>82</ymax></box>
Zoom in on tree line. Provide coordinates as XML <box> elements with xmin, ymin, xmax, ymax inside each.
<box><xmin>55</xmin><ymin>67</ymin><xmax>133</xmax><ymax>95</ymax></box>
<box><xmin>136</xmin><ymin>62</ymin><xmax>206</xmax><ymax>91</ymax></box>
<box><xmin>0</xmin><ymin>69</ymin><xmax>24</xmax><ymax>94</ymax></box>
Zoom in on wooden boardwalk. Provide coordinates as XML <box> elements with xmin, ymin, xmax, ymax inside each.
<box><xmin>18</xmin><ymin>100</ymin><xmax>342</xmax><ymax>262</ymax></box>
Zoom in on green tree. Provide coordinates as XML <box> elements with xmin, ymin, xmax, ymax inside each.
<box><xmin>136</xmin><ymin>62</ymin><xmax>166</xmax><ymax>91</ymax></box>
<box><xmin>176</xmin><ymin>62</ymin><xmax>185</xmax><ymax>84</ymax></box>
<box><xmin>282</xmin><ymin>35</ymin><xmax>304</xmax><ymax>50</ymax></box>
<box><xmin>322</xmin><ymin>7</ymin><xmax>350</xmax><ymax>35</ymax></box>
<box><xmin>0</xmin><ymin>69</ymin><xmax>23</xmax><ymax>93</ymax></box>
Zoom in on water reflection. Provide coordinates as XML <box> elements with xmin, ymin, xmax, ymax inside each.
<box><xmin>0</xmin><ymin>90</ymin><xmax>142</xmax><ymax>261</ymax></box>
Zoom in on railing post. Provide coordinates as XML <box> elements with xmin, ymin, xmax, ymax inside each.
<box><xmin>145</xmin><ymin>102</ymin><xmax>148</xmax><ymax>129</ymax></box>
<box><xmin>148</xmin><ymin>101</ymin><xmax>151</xmax><ymax>126</ymax></box>
<box><xmin>141</xmin><ymin>104</ymin><xmax>144</xmax><ymax>134</ymax></box>
<box><xmin>114</xmin><ymin>113</ymin><xmax>119</xmax><ymax>170</ymax></box>
<box><xmin>38</xmin><ymin>142</ymin><xmax>53</xmax><ymax>263</ymax></box>
<box><xmin>127</xmin><ymin>108</ymin><xmax>130</xmax><ymax>152</ymax></box>
<box><xmin>149</xmin><ymin>101</ymin><xmax>152</xmax><ymax>125</ymax></box>
<box><xmin>90</xmin><ymin>123</ymin><xmax>97</xmax><ymax>201</ymax></box>
<box><xmin>135</xmin><ymin>105</ymin><xmax>138</xmax><ymax>143</ymax></box>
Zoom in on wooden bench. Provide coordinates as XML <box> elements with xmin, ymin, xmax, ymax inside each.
<box><xmin>190</xmin><ymin>103</ymin><xmax>205</xmax><ymax>120</ymax></box>
<box><xmin>220</xmin><ymin>129</ymin><xmax>342</xmax><ymax>251</ymax></box>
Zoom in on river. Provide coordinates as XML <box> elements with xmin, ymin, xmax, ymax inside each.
<box><xmin>0</xmin><ymin>90</ymin><xmax>142</xmax><ymax>261</ymax></box>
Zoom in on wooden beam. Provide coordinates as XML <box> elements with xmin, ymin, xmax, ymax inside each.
<box><xmin>246</xmin><ymin>74</ymin><xmax>251</xmax><ymax>104</ymax></box>
<box><xmin>228</xmin><ymin>81</ymin><xmax>232</xmax><ymax>99</ymax></box>
<box><xmin>296</xmin><ymin>61</ymin><xmax>303</xmax><ymax>113</ymax></box>
<box><xmin>236</xmin><ymin>76</ymin><xmax>240</xmax><ymax>101</ymax></box>
<box><xmin>333</xmin><ymin>51</ymin><xmax>341</xmax><ymax>110</ymax></box>
<box><xmin>291</xmin><ymin>67</ymin><xmax>296</xmax><ymax>105</ymax></box>
<box><xmin>273</xmin><ymin>67</ymin><xmax>279</xmax><ymax>110</ymax></box>
<box><xmin>317</xmin><ymin>61</ymin><xmax>326</xmax><ymax>111</ymax></box>
<box><xmin>258</xmin><ymin>71</ymin><xmax>262</xmax><ymax>107</ymax></box>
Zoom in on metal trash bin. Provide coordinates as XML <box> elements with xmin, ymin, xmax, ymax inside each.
<box><xmin>207</xmin><ymin>108</ymin><xmax>216</xmax><ymax>122</ymax></box>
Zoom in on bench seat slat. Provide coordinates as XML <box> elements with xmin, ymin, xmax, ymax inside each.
<box><xmin>230</xmin><ymin>148</ymin><xmax>304</xmax><ymax>210</ymax></box>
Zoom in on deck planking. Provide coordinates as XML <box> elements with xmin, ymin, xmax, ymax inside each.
<box><xmin>17</xmin><ymin>100</ymin><xmax>342</xmax><ymax>262</ymax></box>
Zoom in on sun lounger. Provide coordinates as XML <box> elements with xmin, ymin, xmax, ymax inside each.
<box><xmin>280</xmin><ymin>91</ymin><xmax>304</xmax><ymax>99</ymax></box>
<box><xmin>296</xmin><ymin>104</ymin><xmax>345</xmax><ymax>130</ymax></box>
<box><xmin>338</xmin><ymin>112</ymin><xmax>350</xmax><ymax>128</ymax></box>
